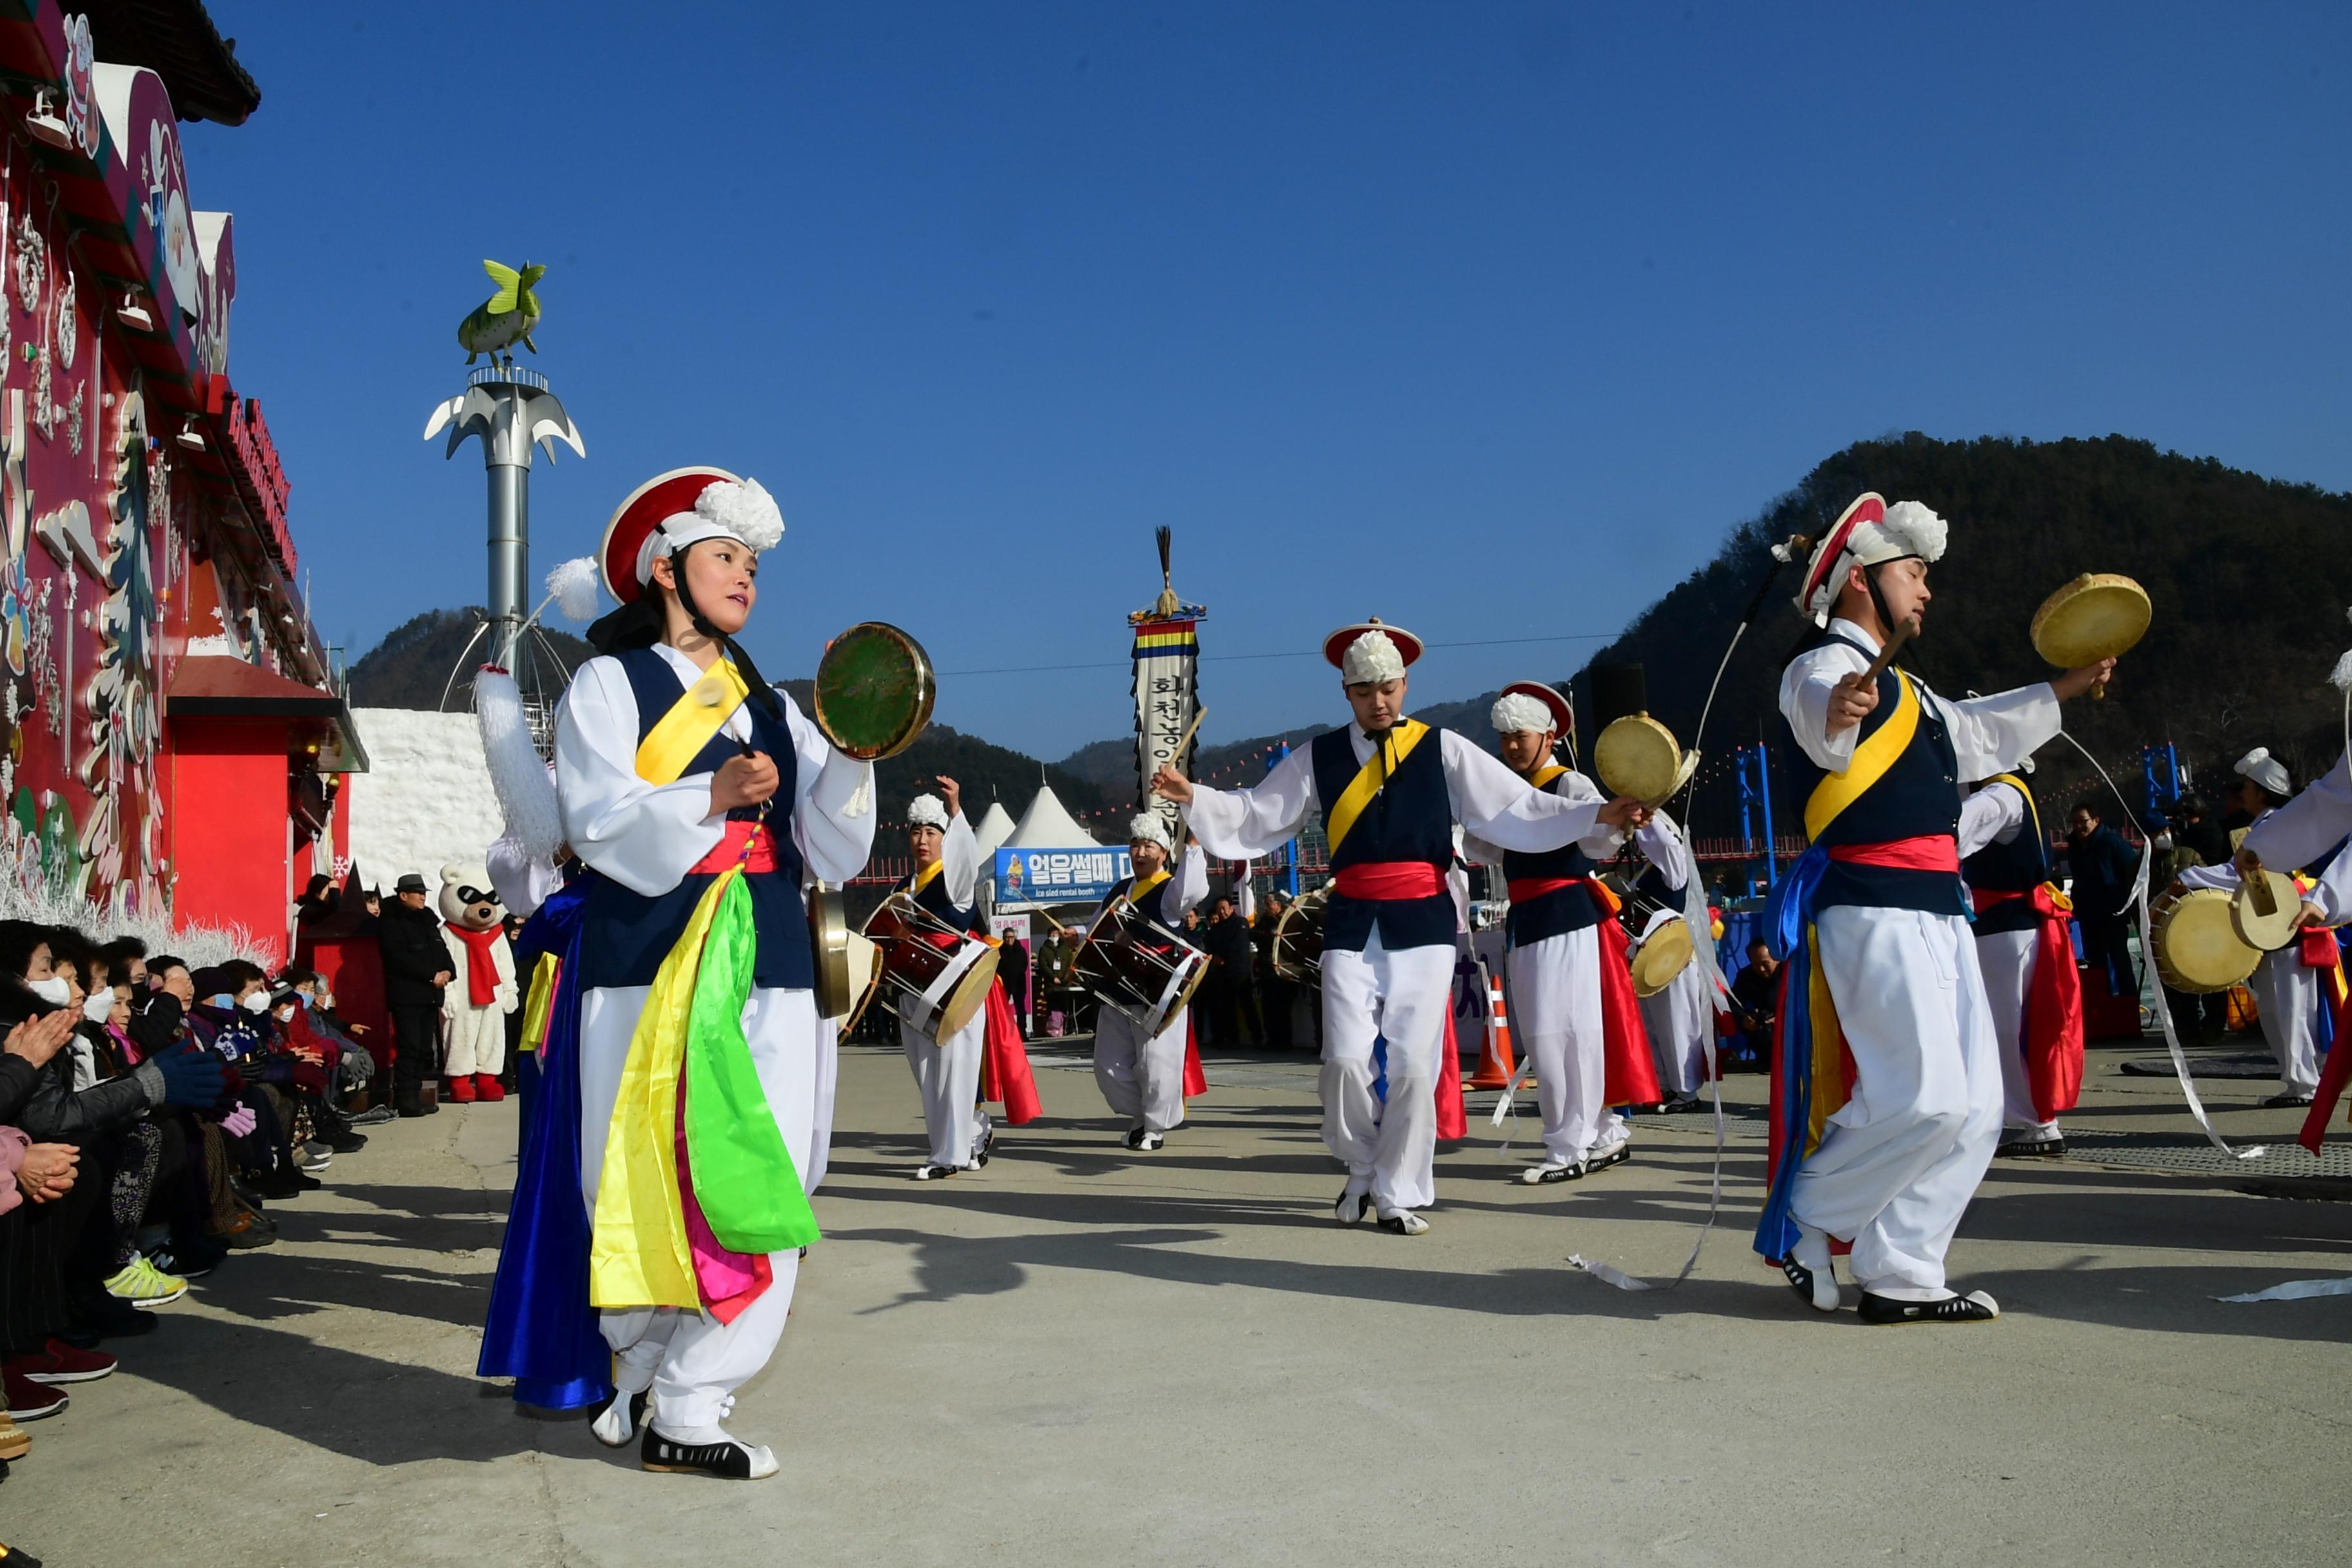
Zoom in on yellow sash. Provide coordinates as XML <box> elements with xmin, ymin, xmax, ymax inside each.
<box><xmin>1803</xmin><ymin>669</ymin><xmax>1919</xmax><ymax>841</ymax></box>
<box><xmin>634</xmin><ymin>660</ymin><xmax>752</xmax><ymax>786</ymax></box>
<box><xmin>912</xmin><ymin>859</ymin><xmax>945</xmax><ymax>893</ymax></box>
<box><xmin>1130</xmin><ymin>868</ymin><xmax>1171</xmax><ymax>902</ymax></box>
<box><xmin>1528</xmin><ymin>763</ymin><xmax>1569</xmax><ymax>790</ymax></box>
<box><xmin>1326</xmin><ymin>719</ymin><xmax>1431</xmax><ymax>857</ymax></box>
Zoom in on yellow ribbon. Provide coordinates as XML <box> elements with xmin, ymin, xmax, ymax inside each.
<box><xmin>589</xmin><ymin>866</ymin><xmax>740</xmax><ymax>1309</ymax></box>
<box><xmin>1803</xmin><ymin>668</ymin><xmax>1919</xmax><ymax>841</ymax></box>
<box><xmin>1325</xmin><ymin>719</ymin><xmax>1431</xmax><ymax>857</ymax></box>
<box><xmin>518</xmin><ymin>952</ymin><xmax>562</xmax><ymax>1055</ymax></box>
<box><xmin>634</xmin><ymin>660</ymin><xmax>751</xmax><ymax>787</ymax></box>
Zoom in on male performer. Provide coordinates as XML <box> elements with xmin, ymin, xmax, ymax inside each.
<box><xmin>1958</xmin><ymin>767</ymin><xmax>2082</xmax><ymax>1159</ymax></box>
<box><xmin>554</xmin><ymin>467</ymin><xmax>875</xmax><ymax>1477</ymax></box>
<box><xmin>1153</xmin><ymin>619</ymin><xmax>1647</xmax><ymax>1233</ymax></box>
<box><xmin>1627</xmin><ymin>808</ymin><xmax>1715</xmax><ymax>1116</ymax></box>
<box><xmin>2179</xmin><ymin>747</ymin><xmax>2325</xmax><ymax>1107</ymax></box>
<box><xmin>1090</xmin><ymin>813</ymin><xmax>1209</xmax><ymax>1149</ymax></box>
<box><xmin>1764</xmin><ymin>494</ymin><xmax>2112</xmax><ymax>1326</ymax></box>
<box><xmin>894</xmin><ymin>781</ymin><xmax>1003</xmax><ymax>1179</ymax></box>
<box><xmin>1468</xmin><ymin>681</ymin><xmax>1680</xmax><ymax>1180</ymax></box>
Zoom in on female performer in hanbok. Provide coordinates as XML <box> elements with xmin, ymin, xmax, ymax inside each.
<box><xmin>553</xmin><ymin>466</ymin><xmax>875</xmax><ymax>1478</ymax></box>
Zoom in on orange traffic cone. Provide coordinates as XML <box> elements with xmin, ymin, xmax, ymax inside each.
<box><xmin>1469</xmin><ymin>971</ymin><xmax>1516</xmax><ymax>1088</ymax></box>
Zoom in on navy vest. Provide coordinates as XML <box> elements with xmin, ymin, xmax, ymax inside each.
<box><xmin>899</xmin><ymin>861</ymin><xmax>987</xmax><ymax>936</ymax></box>
<box><xmin>1502</xmin><ymin>769</ymin><xmax>1603</xmax><ymax>948</ymax></box>
<box><xmin>1963</xmin><ymin>777</ymin><xmax>2048</xmax><ymax>936</ymax></box>
<box><xmin>1311</xmin><ymin>724</ymin><xmax>1455</xmax><ymax>952</ymax></box>
<box><xmin>1104</xmin><ymin>872</ymin><xmax>1193</xmax><ymax>948</ymax></box>
<box><xmin>575</xmin><ymin>648</ymin><xmax>812</xmax><ymax>990</ymax></box>
<box><xmin>1785</xmin><ymin>632</ymin><xmax>1965</xmax><ymax>917</ymax></box>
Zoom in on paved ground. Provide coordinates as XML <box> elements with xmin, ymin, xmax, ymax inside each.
<box><xmin>5</xmin><ymin>1035</ymin><xmax>2348</xmax><ymax>1567</ymax></box>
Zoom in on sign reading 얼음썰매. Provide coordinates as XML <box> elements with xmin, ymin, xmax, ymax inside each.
<box><xmin>994</xmin><ymin>847</ymin><xmax>1133</xmax><ymax>908</ymax></box>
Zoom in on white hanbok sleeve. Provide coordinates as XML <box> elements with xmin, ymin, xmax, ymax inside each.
<box><xmin>1443</xmin><ymin>731</ymin><xmax>1607</xmax><ymax>853</ymax></box>
<box><xmin>783</xmin><ymin>693</ymin><xmax>877</xmax><ymax>887</ymax></box>
<box><xmin>938</xmin><ymin>810</ymin><xmax>979</xmax><ymax>908</ymax></box>
<box><xmin>1924</xmin><ymin>686</ymin><xmax>2062</xmax><ymax>785</ymax></box>
<box><xmin>2177</xmin><ymin>861</ymin><xmax>2239</xmax><ymax>893</ymax></box>
<box><xmin>1186</xmin><ymin>747</ymin><xmax>1317</xmax><ymax>860</ymax></box>
<box><xmin>1957</xmin><ymin>781</ymin><xmax>2027</xmax><ymax>859</ymax></box>
<box><xmin>2244</xmin><ymin>751</ymin><xmax>2352</xmax><ymax>875</ymax></box>
<box><xmin>1162</xmin><ymin>843</ymin><xmax>1209</xmax><ymax>923</ymax></box>
<box><xmin>2308</xmin><ymin>834</ymin><xmax>2352</xmax><ymax>925</ymax></box>
<box><xmin>554</xmin><ymin>657</ymin><xmax>729</xmax><ymax>897</ymax></box>
<box><xmin>1634</xmin><ymin>810</ymin><xmax>1694</xmax><ymax>890</ymax></box>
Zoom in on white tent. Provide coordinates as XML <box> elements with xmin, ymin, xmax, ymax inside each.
<box><xmin>1006</xmin><ymin>784</ymin><xmax>1099</xmax><ymax>847</ymax></box>
<box><xmin>972</xmin><ymin>800</ymin><xmax>1017</xmax><ymax>860</ymax></box>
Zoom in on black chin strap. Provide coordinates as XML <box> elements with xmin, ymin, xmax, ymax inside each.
<box><xmin>589</xmin><ymin>530</ymin><xmax>783</xmax><ymax>721</ymax></box>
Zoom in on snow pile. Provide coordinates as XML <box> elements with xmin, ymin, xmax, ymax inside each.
<box><xmin>346</xmin><ymin>708</ymin><xmax>507</xmax><ymax>889</ymax></box>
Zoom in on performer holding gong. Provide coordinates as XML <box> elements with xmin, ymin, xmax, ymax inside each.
<box><xmin>1087</xmin><ymin>813</ymin><xmax>1210</xmax><ymax>1150</ymax></box>
<box><xmin>1763</xmin><ymin>495</ymin><xmax>2113</xmax><ymax>1326</ymax></box>
<box><xmin>544</xmin><ymin>466</ymin><xmax>877</xmax><ymax>1479</ymax></box>
<box><xmin>1464</xmin><ymin>680</ymin><xmax>1680</xmax><ymax>1182</ymax></box>
<box><xmin>1153</xmin><ymin>619</ymin><xmax>1647</xmax><ymax>1234</ymax></box>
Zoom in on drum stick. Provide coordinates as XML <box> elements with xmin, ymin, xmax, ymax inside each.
<box><xmin>1860</xmin><ymin>614</ymin><xmax>1918</xmax><ymax>685</ymax></box>
<box><xmin>1171</xmin><ymin>705</ymin><xmax>1209</xmax><ymax>767</ymax></box>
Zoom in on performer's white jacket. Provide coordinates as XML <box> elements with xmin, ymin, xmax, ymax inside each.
<box><xmin>1957</xmin><ymin>779</ymin><xmax>2062</xmax><ymax>1139</ymax></box>
<box><xmin>1460</xmin><ymin>782</ymin><xmax>1683</xmax><ymax>1162</ymax></box>
<box><xmin>555</xmin><ymin>645</ymin><xmax>874</xmax><ymax>1435</ymax></box>
<box><xmin>898</xmin><ymin>810</ymin><xmax>994</xmax><ymax>1170</ymax></box>
<box><xmin>1778</xmin><ymin>619</ymin><xmax>2059</xmax><ymax>1300</ymax></box>
<box><xmin>2181</xmin><ymin>805</ymin><xmax>2324</xmax><ymax>1097</ymax></box>
<box><xmin>1091</xmin><ymin>843</ymin><xmax>1208</xmax><ymax>1134</ymax></box>
<box><xmin>1188</xmin><ymin>727</ymin><xmax>1607</xmax><ymax>1217</ymax></box>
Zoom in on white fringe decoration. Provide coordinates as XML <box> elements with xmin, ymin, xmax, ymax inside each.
<box><xmin>546</xmin><ymin>556</ymin><xmax>602</xmax><ymax>623</ymax></box>
<box><xmin>694</xmin><ymin>476</ymin><xmax>785</xmax><ymax>553</ymax></box>
<box><xmin>475</xmin><ymin>669</ymin><xmax>564</xmax><ymax>866</ymax></box>
<box><xmin>0</xmin><ymin>874</ymin><xmax>272</xmax><ymax>969</ymax></box>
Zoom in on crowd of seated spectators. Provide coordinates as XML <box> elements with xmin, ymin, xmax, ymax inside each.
<box><xmin>0</xmin><ymin>918</ymin><xmax>391</xmax><ymax>1482</ymax></box>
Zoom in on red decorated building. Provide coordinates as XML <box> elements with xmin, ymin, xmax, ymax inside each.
<box><xmin>0</xmin><ymin>1</ymin><xmax>360</xmax><ymax>956</ymax></box>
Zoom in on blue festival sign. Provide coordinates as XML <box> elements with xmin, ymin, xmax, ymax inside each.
<box><xmin>994</xmin><ymin>846</ymin><xmax>1132</xmax><ymax>906</ymax></box>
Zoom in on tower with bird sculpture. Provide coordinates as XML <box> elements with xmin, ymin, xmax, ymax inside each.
<box><xmin>422</xmin><ymin>259</ymin><xmax>585</xmax><ymax>743</ymax></box>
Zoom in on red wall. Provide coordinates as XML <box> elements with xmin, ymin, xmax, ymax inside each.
<box><xmin>169</xmin><ymin>717</ymin><xmax>291</xmax><ymax>961</ymax></box>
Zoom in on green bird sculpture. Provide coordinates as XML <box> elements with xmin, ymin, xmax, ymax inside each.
<box><xmin>458</xmin><ymin>259</ymin><xmax>545</xmax><ymax>364</ymax></box>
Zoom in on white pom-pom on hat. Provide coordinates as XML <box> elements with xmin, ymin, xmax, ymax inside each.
<box><xmin>545</xmin><ymin>556</ymin><xmax>602</xmax><ymax>623</ymax></box>
<box><xmin>906</xmin><ymin>794</ymin><xmax>950</xmax><ymax>830</ymax></box>
<box><xmin>1340</xmin><ymin>629</ymin><xmax>1406</xmax><ymax>685</ymax></box>
<box><xmin>1126</xmin><ymin>812</ymin><xmax>1172</xmax><ymax>850</ymax></box>
<box><xmin>693</xmin><ymin>476</ymin><xmax>785</xmax><ymax>554</ymax></box>
<box><xmin>1491</xmin><ymin>692</ymin><xmax>1554</xmax><ymax>735</ymax></box>
<box><xmin>2234</xmin><ymin>747</ymin><xmax>2290</xmax><ymax>798</ymax></box>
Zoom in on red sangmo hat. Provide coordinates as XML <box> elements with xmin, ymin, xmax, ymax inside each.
<box><xmin>1320</xmin><ymin>616</ymin><xmax>1425</xmax><ymax>670</ymax></box>
<box><xmin>598</xmin><ymin>466</ymin><xmax>743</xmax><ymax>605</ymax></box>
<box><xmin>1795</xmin><ymin>491</ymin><xmax>1886</xmax><ymax>620</ymax></box>
<box><xmin>1498</xmin><ymin>679</ymin><xmax>1573</xmax><ymax>736</ymax></box>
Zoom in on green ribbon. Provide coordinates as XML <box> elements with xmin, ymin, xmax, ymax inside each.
<box><xmin>682</xmin><ymin>874</ymin><xmax>819</xmax><ymax>1253</ymax></box>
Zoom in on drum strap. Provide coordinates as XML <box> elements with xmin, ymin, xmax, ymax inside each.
<box><xmin>635</xmin><ymin>660</ymin><xmax>751</xmax><ymax>785</ymax></box>
<box><xmin>1325</xmin><ymin>719</ymin><xmax>1431</xmax><ymax>856</ymax></box>
<box><xmin>1803</xmin><ymin>665</ymin><xmax>1918</xmax><ymax>840</ymax></box>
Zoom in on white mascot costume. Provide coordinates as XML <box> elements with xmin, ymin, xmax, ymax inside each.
<box><xmin>438</xmin><ymin>863</ymin><xmax>518</xmax><ymax>1103</ymax></box>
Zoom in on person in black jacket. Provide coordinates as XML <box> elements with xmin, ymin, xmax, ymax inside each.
<box><xmin>377</xmin><ymin>874</ymin><xmax>454</xmax><ymax>1117</ymax></box>
<box><xmin>1200</xmin><ymin>896</ymin><xmax>1260</xmax><ymax>1049</ymax></box>
<box><xmin>2065</xmin><ymin>803</ymin><xmax>2140</xmax><ymax>1000</ymax></box>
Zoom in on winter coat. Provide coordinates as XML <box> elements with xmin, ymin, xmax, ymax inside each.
<box><xmin>378</xmin><ymin>899</ymin><xmax>451</xmax><ymax>1007</ymax></box>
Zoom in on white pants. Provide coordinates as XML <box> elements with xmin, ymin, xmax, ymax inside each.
<box><xmin>1791</xmin><ymin>906</ymin><xmax>2003</xmax><ymax>1300</ymax></box>
<box><xmin>1322</xmin><ymin>932</ymin><xmax>1456</xmax><ymax>1215</ymax></box>
<box><xmin>901</xmin><ymin>1011</ymin><xmax>987</xmax><ymax>1168</ymax></box>
<box><xmin>1639</xmin><ymin>962</ymin><xmax>1711</xmax><ymax>1099</ymax></box>
<box><xmin>444</xmin><ymin>1003</ymin><xmax>507</xmax><ymax>1078</ymax></box>
<box><xmin>807</xmin><ymin>1015</ymin><xmax>839</xmax><ymax>1195</ymax></box>
<box><xmin>1505</xmin><ymin>926</ymin><xmax>1624</xmax><ymax>1164</ymax></box>
<box><xmin>1975</xmin><ymin>928</ymin><xmax>2059</xmax><ymax>1139</ymax></box>
<box><xmin>2249</xmin><ymin>947</ymin><xmax>2322</xmax><ymax>1096</ymax></box>
<box><xmin>578</xmin><ymin>983</ymin><xmax>819</xmax><ymax>1433</ymax></box>
<box><xmin>1095</xmin><ymin>1003</ymin><xmax>1188</xmax><ymax>1132</ymax></box>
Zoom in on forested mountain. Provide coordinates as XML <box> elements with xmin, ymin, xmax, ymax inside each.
<box><xmin>346</xmin><ymin>609</ymin><xmax>597</xmax><ymax>711</ymax></box>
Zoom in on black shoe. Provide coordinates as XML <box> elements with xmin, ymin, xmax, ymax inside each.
<box><xmin>1662</xmin><ymin>1096</ymin><xmax>1707</xmax><ymax>1115</ymax></box>
<box><xmin>1857</xmin><ymin>1289</ymin><xmax>2000</xmax><ymax>1326</ymax></box>
<box><xmin>1333</xmin><ymin>1188</ymin><xmax>1373</xmax><ymax>1225</ymax></box>
<box><xmin>1995</xmin><ymin>1136</ymin><xmax>2065</xmax><ymax>1159</ymax></box>
<box><xmin>593</xmin><ymin>1389</ymin><xmax>650</xmax><ymax>1449</ymax></box>
<box><xmin>1780</xmin><ymin>1253</ymin><xmax>1839</xmax><ymax>1313</ymax></box>
<box><xmin>148</xmin><ymin>1239</ymin><xmax>224</xmax><ymax>1279</ymax></box>
<box><xmin>1122</xmin><ymin>1126</ymin><xmax>1148</xmax><ymax>1150</ymax></box>
<box><xmin>65</xmin><ymin>1291</ymin><xmax>156</xmax><ymax>1340</ymax></box>
<box><xmin>2259</xmin><ymin>1092</ymin><xmax>2316</xmax><ymax>1109</ymax></box>
<box><xmin>395</xmin><ymin>1101</ymin><xmax>430</xmax><ymax>1119</ymax></box>
<box><xmin>1376</xmin><ymin>1211</ymin><xmax>1429</xmax><ymax>1235</ymax></box>
<box><xmin>640</xmin><ymin>1424</ymin><xmax>778</xmax><ymax>1480</ymax></box>
<box><xmin>322</xmin><ymin>1131</ymin><xmax>369</xmax><ymax>1154</ymax></box>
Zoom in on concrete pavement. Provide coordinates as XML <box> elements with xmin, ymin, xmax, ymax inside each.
<box><xmin>4</xmin><ymin>1036</ymin><xmax>2347</xmax><ymax>1566</ymax></box>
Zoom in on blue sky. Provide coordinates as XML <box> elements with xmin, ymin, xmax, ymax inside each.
<box><xmin>186</xmin><ymin>2</ymin><xmax>2349</xmax><ymax>759</ymax></box>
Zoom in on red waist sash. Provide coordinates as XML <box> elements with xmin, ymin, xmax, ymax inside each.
<box><xmin>686</xmin><ymin>820</ymin><xmax>780</xmax><ymax>876</ymax></box>
<box><xmin>1332</xmin><ymin>861</ymin><xmax>1446</xmax><ymax>901</ymax></box>
<box><xmin>1971</xmin><ymin>882</ymin><xmax>2084</xmax><ymax>1119</ymax></box>
<box><xmin>1507</xmin><ymin>875</ymin><xmax>1586</xmax><ymax>905</ymax></box>
<box><xmin>1827</xmin><ymin>834</ymin><xmax>1959</xmax><ymax>874</ymax></box>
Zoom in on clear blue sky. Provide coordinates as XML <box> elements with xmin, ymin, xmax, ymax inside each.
<box><xmin>186</xmin><ymin>2</ymin><xmax>2349</xmax><ymax>760</ymax></box>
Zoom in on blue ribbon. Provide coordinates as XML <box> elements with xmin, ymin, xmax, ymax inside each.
<box><xmin>1754</xmin><ymin>843</ymin><xmax>1829</xmax><ymax>1262</ymax></box>
<box><xmin>475</xmin><ymin>883</ymin><xmax>612</xmax><ymax>1411</ymax></box>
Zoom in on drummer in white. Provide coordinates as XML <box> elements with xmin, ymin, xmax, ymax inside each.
<box><xmin>893</xmin><ymin>780</ymin><xmax>997</xmax><ymax>1179</ymax></box>
<box><xmin>1089</xmin><ymin>813</ymin><xmax>1210</xmax><ymax>1150</ymax></box>
<box><xmin>1153</xmin><ymin>619</ymin><xmax>1647</xmax><ymax>1234</ymax></box>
